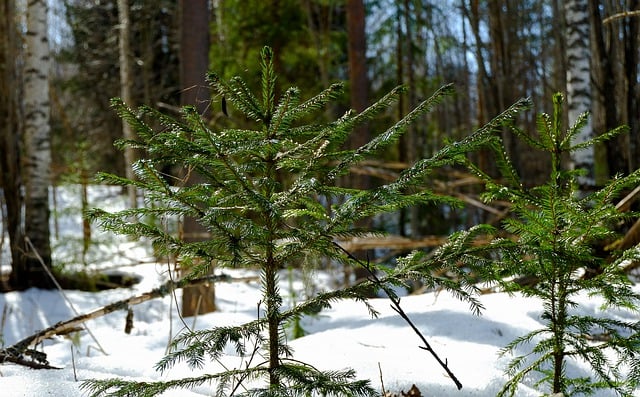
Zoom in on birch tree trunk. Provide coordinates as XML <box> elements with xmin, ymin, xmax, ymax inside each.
<box><xmin>565</xmin><ymin>0</ymin><xmax>594</xmax><ymax>187</ymax></box>
<box><xmin>117</xmin><ymin>0</ymin><xmax>137</xmax><ymax>209</ymax></box>
<box><xmin>23</xmin><ymin>0</ymin><xmax>54</xmax><ymax>289</ymax></box>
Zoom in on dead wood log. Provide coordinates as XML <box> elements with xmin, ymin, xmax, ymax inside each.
<box><xmin>337</xmin><ymin>233</ymin><xmax>495</xmax><ymax>252</ymax></box>
<box><xmin>0</xmin><ymin>349</ymin><xmax>60</xmax><ymax>370</ymax></box>
<box><xmin>0</xmin><ymin>273</ymin><xmax>256</xmax><ymax>369</ymax></box>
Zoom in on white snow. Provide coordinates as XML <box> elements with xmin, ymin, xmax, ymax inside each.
<box><xmin>1</xmin><ymin>186</ymin><xmax>638</xmax><ymax>396</ymax></box>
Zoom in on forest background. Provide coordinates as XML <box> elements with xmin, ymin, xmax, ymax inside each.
<box><xmin>1</xmin><ymin>0</ymin><xmax>640</xmax><ymax>291</ymax></box>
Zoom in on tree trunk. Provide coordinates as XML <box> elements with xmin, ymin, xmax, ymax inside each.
<box><xmin>590</xmin><ymin>0</ymin><xmax>620</xmax><ymax>178</ymax></box>
<box><xmin>117</xmin><ymin>0</ymin><xmax>137</xmax><ymax>209</ymax></box>
<box><xmin>23</xmin><ymin>0</ymin><xmax>54</xmax><ymax>289</ymax></box>
<box><xmin>623</xmin><ymin>0</ymin><xmax>640</xmax><ymax>172</ymax></box>
<box><xmin>179</xmin><ymin>0</ymin><xmax>215</xmax><ymax>316</ymax></box>
<box><xmin>346</xmin><ymin>0</ymin><xmax>374</xmax><ymax>288</ymax></box>
<box><xmin>346</xmin><ymin>0</ymin><xmax>369</xmax><ymax>191</ymax></box>
<box><xmin>464</xmin><ymin>0</ymin><xmax>493</xmax><ymax>176</ymax></box>
<box><xmin>0</xmin><ymin>0</ymin><xmax>27</xmax><ymax>290</ymax></box>
<box><xmin>565</xmin><ymin>0</ymin><xmax>594</xmax><ymax>188</ymax></box>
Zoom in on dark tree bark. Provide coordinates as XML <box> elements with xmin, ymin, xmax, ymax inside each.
<box><xmin>346</xmin><ymin>0</ymin><xmax>370</xmax><ymax>161</ymax></box>
<box><xmin>0</xmin><ymin>0</ymin><xmax>26</xmax><ymax>290</ymax></box>
<box><xmin>623</xmin><ymin>0</ymin><xmax>640</xmax><ymax>172</ymax></box>
<box><xmin>591</xmin><ymin>0</ymin><xmax>622</xmax><ymax>177</ymax></box>
<box><xmin>180</xmin><ymin>0</ymin><xmax>210</xmax><ymax>115</ymax></box>
<box><xmin>179</xmin><ymin>0</ymin><xmax>215</xmax><ymax>316</ymax></box>
<box><xmin>346</xmin><ymin>0</ymin><xmax>373</xmax><ymax>287</ymax></box>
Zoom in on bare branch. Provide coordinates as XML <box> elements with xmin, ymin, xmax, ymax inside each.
<box><xmin>603</xmin><ymin>10</ymin><xmax>640</xmax><ymax>25</ymax></box>
<box><xmin>0</xmin><ymin>273</ymin><xmax>253</xmax><ymax>369</ymax></box>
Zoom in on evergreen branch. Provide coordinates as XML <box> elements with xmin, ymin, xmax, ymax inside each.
<box><xmin>272</xmin><ymin>363</ymin><xmax>377</xmax><ymax>397</ymax></box>
<box><xmin>282</xmin><ymin>109</ymin><xmax>355</xmax><ymax>160</ymax></box>
<box><xmin>81</xmin><ymin>367</ymin><xmax>268</xmax><ymax>397</ymax></box>
<box><xmin>109</xmin><ymin>98</ymin><xmax>155</xmax><ymax>140</ymax></box>
<box><xmin>157</xmin><ymin>322</ymin><xmax>265</xmax><ymax>373</ymax></box>
<box><xmin>560</xmin><ymin>110</ymin><xmax>590</xmax><ymax>150</ymax></box>
<box><xmin>281</xmin><ymin>82</ymin><xmax>344</xmax><ymax>126</ymax></box>
<box><xmin>269</xmin><ymin>87</ymin><xmax>300</xmax><ymax>137</ymax></box>
<box><xmin>328</xmin><ymin>84</ymin><xmax>456</xmax><ymax>182</ymax></box>
<box><xmin>207</xmin><ymin>72</ymin><xmax>263</xmax><ymax>122</ymax></box>
<box><xmin>394</xmin><ymin>97</ymin><xmax>530</xmax><ymax>190</ymax></box>
<box><xmin>506</xmin><ymin>117</ymin><xmax>546</xmax><ymax>151</ymax></box>
<box><xmin>568</xmin><ymin>125</ymin><xmax>629</xmax><ymax>152</ymax></box>
<box><xmin>534</xmin><ymin>111</ymin><xmax>555</xmax><ymax>150</ymax></box>
<box><xmin>261</xmin><ymin>46</ymin><xmax>277</xmax><ymax>125</ymax></box>
<box><xmin>326</xmin><ymin>85</ymin><xmax>406</xmax><ymax>179</ymax></box>
<box><xmin>279</xmin><ymin>280</ymin><xmax>381</xmax><ymax>324</ymax></box>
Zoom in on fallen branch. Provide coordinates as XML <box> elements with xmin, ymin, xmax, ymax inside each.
<box><xmin>0</xmin><ymin>273</ymin><xmax>254</xmax><ymax>369</ymax></box>
<box><xmin>337</xmin><ymin>233</ymin><xmax>494</xmax><ymax>252</ymax></box>
<box><xmin>0</xmin><ymin>349</ymin><xmax>61</xmax><ymax>370</ymax></box>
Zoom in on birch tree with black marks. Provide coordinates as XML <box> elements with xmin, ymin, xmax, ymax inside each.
<box><xmin>565</xmin><ymin>0</ymin><xmax>594</xmax><ymax>188</ymax></box>
<box><xmin>23</xmin><ymin>0</ymin><xmax>54</xmax><ymax>289</ymax></box>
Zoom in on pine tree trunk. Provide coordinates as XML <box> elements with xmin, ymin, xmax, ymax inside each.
<box><xmin>179</xmin><ymin>0</ymin><xmax>215</xmax><ymax>316</ymax></box>
<box><xmin>346</xmin><ymin>0</ymin><xmax>373</xmax><ymax>288</ymax></box>
<box><xmin>0</xmin><ymin>0</ymin><xmax>27</xmax><ymax>290</ymax></box>
<box><xmin>346</xmin><ymin>0</ymin><xmax>369</xmax><ymax>157</ymax></box>
<box><xmin>464</xmin><ymin>0</ymin><xmax>493</xmax><ymax>176</ymax></box>
<box><xmin>565</xmin><ymin>0</ymin><xmax>594</xmax><ymax>187</ymax></box>
<box><xmin>117</xmin><ymin>0</ymin><xmax>137</xmax><ymax>209</ymax></box>
<box><xmin>590</xmin><ymin>0</ymin><xmax>620</xmax><ymax>178</ymax></box>
<box><xmin>23</xmin><ymin>0</ymin><xmax>54</xmax><ymax>289</ymax></box>
<box><xmin>623</xmin><ymin>0</ymin><xmax>640</xmax><ymax>172</ymax></box>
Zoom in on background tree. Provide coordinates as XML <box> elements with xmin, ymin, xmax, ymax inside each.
<box><xmin>57</xmin><ymin>0</ymin><xmax>180</xmax><ymax>179</ymax></box>
<box><xmin>117</xmin><ymin>0</ymin><xmax>137</xmax><ymax>209</ymax></box>
<box><xmin>591</xmin><ymin>1</ymin><xmax>640</xmax><ymax>178</ymax></box>
<box><xmin>210</xmin><ymin>0</ymin><xmax>347</xmax><ymax>107</ymax></box>
<box><xmin>0</xmin><ymin>0</ymin><xmax>25</xmax><ymax>290</ymax></box>
<box><xmin>565</xmin><ymin>0</ymin><xmax>594</xmax><ymax>188</ymax></box>
<box><xmin>21</xmin><ymin>0</ymin><xmax>54</xmax><ymax>289</ymax></box>
<box><xmin>1</xmin><ymin>0</ymin><xmax>639</xmax><ymax>291</ymax></box>
<box><xmin>178</xmin><ymin>0</ymin><xmax>216</xmax><ymax>316</ymax></box>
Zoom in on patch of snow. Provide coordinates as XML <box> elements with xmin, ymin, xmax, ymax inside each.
<box><xmin>0</xmin><ymin>186</ymin><xmax>638</xmax><ymax>396</ymax></box>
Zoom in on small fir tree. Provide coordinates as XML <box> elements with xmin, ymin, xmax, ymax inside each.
<box><xmin>81</xmin><ymin>47</ymin><xmax>528</xmax><ymax>396</ymax></box>
<box><xmin>469</xmin><ymin>93</ymin><xmax>640</xmax><ymax>396</ymax></box>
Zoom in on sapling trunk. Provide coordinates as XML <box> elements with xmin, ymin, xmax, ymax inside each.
<box><xmin>550</xmin><ymin>278</ymin><xmax>568</xmax><ymax>394</ymax></box>
<box><xmin>265</xmin><ymin>245</ymin><xmax>281</xmax><ymax>387</ymax></box>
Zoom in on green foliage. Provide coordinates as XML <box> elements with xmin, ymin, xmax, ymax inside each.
<box><xmin>470</xmin><ymin>93</ymin><xmax>640</xmax><ymax>396</ymax></box>
<box><xmin>82</xmin><ymin>46</ymin><xmax>529</xmax><ymax>396</ymax></box>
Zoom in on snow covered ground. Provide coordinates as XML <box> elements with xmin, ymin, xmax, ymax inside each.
<box><xmin>1</xmin><ymin>186</ymin><xmax>639</xmax><ymax>396</ymax></box>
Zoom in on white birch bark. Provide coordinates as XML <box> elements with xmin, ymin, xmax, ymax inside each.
<box><xmin>565</xmin><ymin>0</ymin><xmax>594</xmax><ymax>187</ymax></box>
<box><xmin>23</xmin><ymin>0</ymin><xmax>53</xmax><ymax>287</ymax></box>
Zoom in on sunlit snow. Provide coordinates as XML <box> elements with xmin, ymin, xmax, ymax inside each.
<box><xmin>1</xmin><ymin>186</ymin><xmax>638</xmax><ymax>396</ymax></box>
